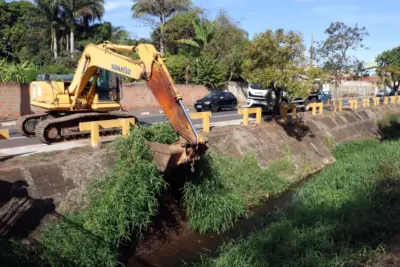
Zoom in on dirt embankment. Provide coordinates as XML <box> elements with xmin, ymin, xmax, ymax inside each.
<box><xmin>0</xmin><ymin>105</ymin><xmax>399</xmax><ymax>263</ymax></box>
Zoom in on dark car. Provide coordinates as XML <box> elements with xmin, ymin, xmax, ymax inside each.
<box><xmin>194</xmin><ymin>92</ymin><xmax>237</xmax><ymax>112</ymax></box>
<box><xmin>376</xmin><ymin>89</ymin><xmax>390</xmax><ymax>97</ymax></box>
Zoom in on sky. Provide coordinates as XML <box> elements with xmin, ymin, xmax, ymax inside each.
<box><xmin>103</xmin><ymin>0</ymin><xmax>400</xmax><ymax>63</ymax></box>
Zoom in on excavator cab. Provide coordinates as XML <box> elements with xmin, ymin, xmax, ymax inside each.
<box><xmin>87</xmin><ymin>68</ymin><xmax>121</xmax><ymax>102</ymax></box>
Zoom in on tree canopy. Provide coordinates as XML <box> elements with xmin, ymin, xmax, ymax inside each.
<box><xmin>132</xmin><ymin>0</ymin><xmax>193</xmax><ymax>52</ymax></box>
<box><xmin>242</xmin><ymin>29</ymin><xmax>312</xmax><ymax>112</ymax></box>
<box><xmin>376</xmin><ymin>47</ymin><xmax>400</xmax><ymax>91</ymax></box>
<box><xmin>317</xmin><ymin>22</ymin><xmax>368</xmax><ymax>92</ymax></box>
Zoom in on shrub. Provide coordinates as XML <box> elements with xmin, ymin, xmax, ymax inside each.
<box><xmin>39</xmin><ymin>63</ymin><xmax>73</xmax><ymax>75</ymax></box>
<box><xmin>191</xmin><ymin>54</ymin><xmax>226</xmax><ymax>87</ymax></box>
<box><xmin>0</xmin><ymin>59</ymin><xmax>39</xmax><ymax>83</ymax></box>
<box><xmin>166</xmin><ymin>54</ymin><xmax>187</xmax><ymax>84</ymax></box>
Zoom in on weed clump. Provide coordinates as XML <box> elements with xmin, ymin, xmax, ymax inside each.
<box><xmin>197</xmin><ymin>139</ymin><xmax>400</xmax><ymax>267</ymax></box>
<box><xmin>37</xmin><ymin>123</ymin><xmax>178</xmax><ymax>266</ymax></box>
<box><xmin>183</xmin><ymin>153</ymin><xmax>294</xmax><ymax>233</ymax></box>
<box><xmin>379</xmin><ymin>113</ymin><xmax>400</xmax><ymax>140</ymax></box>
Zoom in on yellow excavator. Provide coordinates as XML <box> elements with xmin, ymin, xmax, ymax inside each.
<box><xmin>17</xmin><ymin>41</ymin><xmax>207</xmax><ymax>171</ymax></box>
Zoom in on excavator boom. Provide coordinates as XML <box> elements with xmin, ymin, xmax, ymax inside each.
<box><xmin>68</xmin><ymin>42</ymin><xmax>206</xmax><ymax>170</ymax></box>
<box><xmin>68</xmin><ymin>42</ymin><xmax>201</xmax><ymax>146</ymax></box>
<box><xmin>20</xmin><ymin>41</ymin><xmax>206</xmax><ymax>171</ymax></box>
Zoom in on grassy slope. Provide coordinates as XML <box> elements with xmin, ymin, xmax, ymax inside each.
<box><xmin>198</xmin><ymin>138</ymin><xmax>400</xmax><ymax>267</ymax></box>
<box><xmin>1</xmin><ymin>124</ymin><xmax>178</xmax><ymax>267</ymax></box>
<box><xmin>183</xmin><ymin>153</ymin><xmax>295</xmax><ymax>233</ymax></box>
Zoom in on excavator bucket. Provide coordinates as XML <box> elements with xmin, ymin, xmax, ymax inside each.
<box><xmin>148</xmin><ymin>139</ymin><xmax>207</xmax><ymax>172</ymax></box>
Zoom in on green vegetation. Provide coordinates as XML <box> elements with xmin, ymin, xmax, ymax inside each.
<box><xmin>376</xmin><ymin>46</ymin><xmax>400</xmax><ymax>92</ymax></box>
<box><xmin>1</xmin><ymin>0</ymin><xmax>375</xmax><ymax>88</ymax></box>
<box><xmin>0</xmin><ymin>123</ymin><xmax>177</xmax><ymax>267</ymax></box>
<box><xmin>0</xmin><ymin>60</ymin><xmax>39</xmax><ymax>83</ymax></box>
<box><xmin>379</xmin><ymin>113</ymin><xmax>400</xmax><ymax>140</ymax></box>
<box><xmin>183</xmin><ymin>153</ymin><xmax>295</xmax><ymax>233</ymax></box>
<box><xmin>317</xmin><ymin>22</ymin><xmax>369</xmax><ymax>95</ymax></box>
<box><xmin>197</xmin><ymin>137</ymin><xmax>400</xmax><ymax>267</ymax></box>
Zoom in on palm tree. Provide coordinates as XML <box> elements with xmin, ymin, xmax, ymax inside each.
<box><xmin>132</xmin><ymin>0</ymin><xmax>192</xmax><ymax>52</ymax></box>
<box><xmin>62</xmin><ymin>0</ymin><xmax>104</xmax><ymax>58</ymax></box>
<box><xmin>34</xmin><ymin>0</ymin><xmax>62</xmax><ymax>59</ymax></box>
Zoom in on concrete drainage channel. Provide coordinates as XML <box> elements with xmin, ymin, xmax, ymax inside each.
<box><xmin>0</xmin><ymin>106</ymin><xmax>399</xmax><ymax>266</ymax></box>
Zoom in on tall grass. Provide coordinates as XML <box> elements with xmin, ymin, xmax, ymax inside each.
<box><xmin>36</xmin><ymin>123</ymin><xmax>178</xmax><ymax>266</ymax></box>
<box><xmin>183</xmin><ymin>153</ymin><xmax>295</xmax><ymax>233</ymax></box>
<box><xmin>197</xmin><ymin>139</ymin><xmax>400</xmax><ymax>267</ymax></box>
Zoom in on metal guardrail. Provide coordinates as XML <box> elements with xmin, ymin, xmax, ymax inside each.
<box><xmin>238</xmin><ymin>107</ymin><xmax>262</xmax><ymax>126</ymax></box>
<box><xmin>190</xmin><ymin>112</ymin><xmax>211</xmax><ymax>133</ymax></box>
<box><xmin>79</xmin><ymin>118</ymin><xmax>136</xmax><ymax>148</ymax></box>
<box><xmin>0</xmin><ymin>129</ymin><xmax>9</xmax><ymax>140</ymax></box>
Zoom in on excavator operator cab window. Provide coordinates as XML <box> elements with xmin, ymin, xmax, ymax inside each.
<box><xmin>95</xmin><ymin>68</ymin><xmax>120</xmax><ymax>102</ymax></box>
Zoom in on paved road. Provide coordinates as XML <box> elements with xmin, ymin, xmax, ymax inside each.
<box><xmin>0</xmin><ymin>97</ymin><xmax>381</xmax><ymax>151</ymax></box>
<box><xmin>0</xmin><ymin>110</ymin><xmax>242</xmax><ymax>150</ymax></box>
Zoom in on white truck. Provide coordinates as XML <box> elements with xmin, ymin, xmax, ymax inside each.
<box><xmin>246</xmin><ymin>83</ymin><xmax>306</xmax><ymax>112</ymax></box>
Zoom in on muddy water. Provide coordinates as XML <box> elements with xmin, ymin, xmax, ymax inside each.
<box><xmin>130</xmin><ymin>180</ymin><xmax>307</xmax><ymax>267</ymax></box>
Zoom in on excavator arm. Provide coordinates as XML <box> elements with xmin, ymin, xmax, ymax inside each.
<box><xmin>68</xmin><ymin>42</ymin><xmax>206</xmax><ymax>170</ymax></box>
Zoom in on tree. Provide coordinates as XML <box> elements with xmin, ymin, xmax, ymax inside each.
<box><xmin>242</xmin><ymin>29</ymin><xmax>310</xmax><ymax>114</ymax></box>
<box><xmin>132</xmin><ymin>0</ymin><xmax>192</xmax><ymax>52</ymax></box>
<box><xmin>0</xmin><ymin>0</ymin><xmax>57</xmax><ymax>63</ymax></box>
<box><xmin>204</xmin><ymin>10</ymin><xmax>248</xmax><ymax>81</ymax></box>
<box><xmin>376</xmin><ymin>47</ymin><xmax>400</xmax><ymax>92</ymax></box>
<box><xmin>62</xmin><ymin>0</ymin><xmax>104</xmax><ymax>58</ymax></box>
<box><xmin>191</xmin><ymin>54</ymin><xmax>225</xmax><ymax>87</ymax></box>
<box><xmin>159</xmin><ymin>10</ymin><xmax>201</xmax><ymax>54</ymax></box>
<box><xmin>34</xmin><ymin>0</ymin><xmax>63</xmax><ymax>59</ymax></box>
<box><xmin>317</xmin><ymin>22</ymin><xmax>368</xmax><ymax>99</ymax></box>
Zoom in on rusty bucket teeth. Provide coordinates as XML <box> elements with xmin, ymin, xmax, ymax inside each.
<box><xmin>147</xmin><ymin>141</ymin><xmax>207</xmax><ymax>172</ymax></box>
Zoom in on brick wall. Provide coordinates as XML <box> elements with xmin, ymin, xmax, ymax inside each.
<box><xmin>0</xmin><ymin>83</ymin><xmax>32</xmax><ymax>120</ymax></box>
<box><xmin>120</xmin><ymin>83</ymin><xmax>209</xmax><ymax>111</ymax></box>
<box><xmin>0</xmin><ymin>83</ymin><xmax>209</xmax><ymax>120</ymax></box>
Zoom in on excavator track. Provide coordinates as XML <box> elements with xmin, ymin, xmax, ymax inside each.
<box><xmin>17</xmin><ymin>113</ymin><xmax>53</xmax><ymax>137</ymax></box>
<box><xmin>35</xmin><ymin>112</ymin><xmax>136</xmax><ymax>144</ymax></box>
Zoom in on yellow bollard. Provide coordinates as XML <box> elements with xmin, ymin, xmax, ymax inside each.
<box><xmin>384</xmin><ymin>97</ymin><xmax>389</xmax><ymax>105</ymax></box>
<box><xmin>255</xmin><ymin>107</ymin><xmax>262</xmax><ymax>124</ymax></box>
<box><xmin>190</xmin><ymin>112</ymin><xmax>211</xmax><ymax>132</ymax></box>
<box><xmin>348</xmin><ymin>99</ymin><xmax>358</xmax><ymax>110</ymax></box>
<box><xmin>373</xmin><ymin>97</ymin><xmax>380</xmax><ymax>106</ymax></box>
<box><xmin>0</xmin><ymin>129</ymin><xmax>10</xmax><ymax>140</ymax></box>
<box><xmin>397</xmin><ymin>96</ymin><xmax>400</xmax><ymax>104</ymax></box>
<box><xmin>90</xmin><ymin>122</ymin><xmax>100</xmax><ymax>149</ymax></box>
<box><xmin>362</xmin><ymin>98</ymin><xmax>370</xmax><ymax>108</ymax></box>
<box><xmin>121</xmin><ymin>119</ymin><xmax>130</xmax><ymax>136</ymax></box>
<box><xmin>242</xmin><ymin>109</ymin><xmax>249</xmax><ymax>126</ymax></box>
<box><xmin>120</xmin><ymin>118</ymin><xmax>136</xmax><ymax>136</ymax></box>
<box><xmin>390</xmin><ymin>96</ymin><xmax>396</xmax><ymax>104</ymax></box>
<box><xmin>290</xmin><ymin>104</ymin><xmax>297</xmax><ymax>119</ymax></box>
<box><xmin>281</xmin><ymin>105</ymin><xmax>289</xmax><ymax>121</ymax></box>
<box><xmin>310</xmin><ymin>102</ymin><xmax>323</xmax><ymax>115</ymax></box>
<box><xmin>238</xmin><ymin>107</ymin><xmax>262</xmax><ymax>126</ymax></box>
<box><xmin>336</xmin><ymin>100</ymin><xmax>342</xmax><ymax>112</ymax></box>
